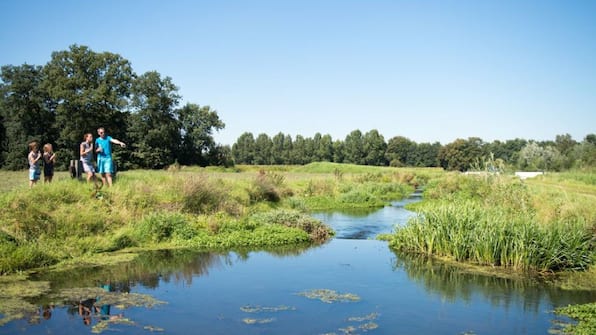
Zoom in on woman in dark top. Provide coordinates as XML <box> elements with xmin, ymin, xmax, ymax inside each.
<box><xmin>42</xmin><ymin>143</ymin><xmax>56</xmax><ymax>183</ymax></box>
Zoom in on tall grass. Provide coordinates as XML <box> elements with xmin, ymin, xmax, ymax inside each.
<box><xmin>0</xmin><ymin>168</ymin><xmax>343</xmax><ymax>273</ymax></box>
<box><xmin>391</xmin><ymin>174</ymin><xmax>595</xmax><ymax>272</ymax></box>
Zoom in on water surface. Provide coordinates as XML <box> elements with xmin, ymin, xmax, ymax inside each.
<box><xmin>1</xmin><ymin>191</ymin><xmax>593</xmax><ymax>334</ymax></box>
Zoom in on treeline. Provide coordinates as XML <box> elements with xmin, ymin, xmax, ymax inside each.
<box><xmin>0</xmin><ymin>44</ymin><xmax>231</xmax><ymax>170</ymax></box>
<box><xmin>232</xmin><ymin>130</ymin><xmax>596</xmax><ymax>171</ymax></box>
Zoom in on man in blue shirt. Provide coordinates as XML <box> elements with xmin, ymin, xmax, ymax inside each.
<box><xmin>95</xmin><ymin>127</ymin><xmax>126</xmax><ymax>187</ymax></box>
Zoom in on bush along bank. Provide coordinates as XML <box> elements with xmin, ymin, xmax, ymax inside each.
<box><xmin>0</xmin><ymin>170</ymin><xmax>336</xmax><ymax>274</ymax></box>
<box><xmin>390</xmin><ymin>173</ymin><xmax>595</xmax><ymax>273</ymax></box>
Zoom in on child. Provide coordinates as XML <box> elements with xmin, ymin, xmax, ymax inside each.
<box><xmin>42</xmin><ymin>143</ymin><xmax>56</xmax><ymax>183</ymax></box>
<box><xmin>28</xmin><ymin>141</ymin><xmax>42</xmax><ymax>188</ymax></box>
<box><xmin>80</xmin><ymin>133</ymin><xmax>100</xmax><ymax>188</ymax></box>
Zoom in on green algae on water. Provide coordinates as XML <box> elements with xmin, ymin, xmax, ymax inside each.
<box><xmin>143</xmin><ymin>325</ymin><xmax>166</xmax><ymax>332</ymax></box>
<box><xmin>0</xmin><ymin>275</ymin><xmax>51</xmax><ymax>326</ymax></box>
<box><xmin>240</xmin><ymin>305</ymin><xmax>296</xmax><ymax>313</ymax></box>
<box><xmin>297</xmin><ymin>289</ymin><xmax>360</xmax><ymax>303</ymax></box>
<box><xmin>53</xmin><ymin>287</ymin><xmax>166</xmax><ymax>309</ymax></box>
<box><xmin>91</xmin><ymin>317</ymin><xmax>135</xmax><ymax>334</ymax></box>
<box><xmin>347</xmin><ymin>312</ymin><xmax>378</xmax><ymax>322</ymax></box>
<box><xmin>242</xmin><ymin>317</ymin><xmax>275</xmax><ymax>324</ymax></box>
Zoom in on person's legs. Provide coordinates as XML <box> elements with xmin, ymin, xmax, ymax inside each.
<box><xmin>106</xmin><ymin>173</ymin><xmax>113</xmax><ymax>187</ymax></box>
<box><xmin>29</xmin><ymin>170</ymin><xmax>37</xmax><ymax>188</ymax></box>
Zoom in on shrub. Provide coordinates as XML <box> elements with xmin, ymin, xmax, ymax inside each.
<box><xmin>248</xmin><ymin>171</ymin><xmax>288</xmax><ymax>203</ymax></box>
<box><xmin>134</xmin><ymin>213</ymin><xmax>192</xmax><ymax>243</ymax></box>
<box><xmin>249</xmin><ymin>209</ymin><xmax>334</xmax><ymax>243</ymax></box>
<box><xmin>182</xmin><ymin>177</ymin><xmax>229</xmax><ymax>214</ymax></box>
<box><xmin>109</xmin><ymin>234</ymin><xmax>138</xmax><ymax>250</ymax></box>
<box><xmin>0</xmin><ymin>243</ymin><xmax>57</xmax><ymax>274</ymax></box>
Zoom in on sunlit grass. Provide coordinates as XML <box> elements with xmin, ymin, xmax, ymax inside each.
<box><xmin>392</xmin><ymin>172</ymin><xmax>595</xmax><ymax>273</ymax></box>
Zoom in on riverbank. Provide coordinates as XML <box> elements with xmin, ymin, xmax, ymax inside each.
<box><xmin>390</xmin><ymin>169</ymin><xmax>596</xmax><ymax>288</ymax></box>
<box><xmin>0</xmin><ymin>163</ymin><xmax>428</xmax><ymax>274</ymax></box>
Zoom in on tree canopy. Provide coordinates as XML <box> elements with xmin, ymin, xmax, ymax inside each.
<box><xmin>0</xmin><ymin>45</ymin><xmax>226</xmax><ymax>170</ymax></box>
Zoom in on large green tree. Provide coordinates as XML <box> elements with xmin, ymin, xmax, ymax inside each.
<box><xmin>254</xmin><ymin>133</ymin><xmax>273</xmax><ymax>164</ymax></box>
<box><xmin>438</xmin><ymin>137</ymin><xmax>486</xmax><ymax>171</ymax></box>
<box><xmin>178</xmin><ymin>103</ymin><xmax>225</xmax><ymax>166</ymax></box>
<box><xmin>0</xmin><ymin>64</ymin><xmax>55</xmax><ymax>170</ymax></box>
<box><xmin>271</xmin><ymin>132</ymin><xmax>290</xmax><ymax>164</ymax></box>
<box><xmin>343</xmin><ymin>130</ymin><xmax>365</xmax><ymax>165</ymax></box>
<box><xmin>232</xmin><ymin>132</ymin><xmax>256</xmax><ymax>164</ymax></box>
<box><xmin>290</xmin><ymin>135</ymin><xmax>309</xmax><ymax>164</ymax></box>
<box><xmin>363</xmin><ymin>129</ymin><xmax>387</xmax><ymax>165</ymax></box>
<box><xmin>317</xmin><ymin>134</ymin><xmax>334</xmax><ymax>162</ymax></box>
<box><xmin>128</xmin><ymin>71</ymin><xmax>181</xmax><ymax>169</ymax></box>
<box><xmin>385</xmin><ymin>136</ymin><xmax>416</xmax><ymax>166</ymax></box>
<box><xmin>573</xmin><ymin>134</ymin><xmax>596</xmax><ymax>168</ymax></box>
<box><xmin>517</xmin><ymin>142</ymin><xmax>564</xmax><ymax>171</ymax></box>
<box><xmin>412</xmin><ymin>142</ymin><xmax>441</xmax><ymax>167</ymax></box>
<box><xmin>43</xmin><ymin>45</ymin><xmax>133</xmax><ymax>164</ymax></box>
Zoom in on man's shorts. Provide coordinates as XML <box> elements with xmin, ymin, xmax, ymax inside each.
<box><xmin>97</xmin><ymin>156</ymin><xmax>114</xmax><ymax>174</ymax></box>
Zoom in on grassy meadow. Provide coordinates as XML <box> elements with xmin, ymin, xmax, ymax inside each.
<box><xmin>1</xmin><ymin>163</ymin><xmax>594</xmax><ymax>286</ymax></box>
<box><xmin>0</xmin><ymin>163</ymin><xmax>426</xmax><ymax>274</ymax></box>
<box><xmin>390</xmin><ymin>169</ymin><xmax>596</xmax><ymax>281</ymax></box>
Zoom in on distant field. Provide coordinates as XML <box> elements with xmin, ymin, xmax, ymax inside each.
<box><xmin>0</xmin><ymin>170</ymin><xmax>72</xmax><ymax>193</ymax></box>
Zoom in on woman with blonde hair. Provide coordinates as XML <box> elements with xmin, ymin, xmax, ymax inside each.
<box><xmin>42</xmin><ymin>143</ymin><xmax>56</xmax><ymax>183</ymax></box>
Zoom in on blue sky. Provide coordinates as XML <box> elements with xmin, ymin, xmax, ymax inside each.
<box><xmin>1</xmin><ymin>0</ymin><xmax>595</xmax><ymax>145</ymax></box>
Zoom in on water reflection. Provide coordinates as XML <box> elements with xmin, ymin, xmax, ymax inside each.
<box><xmin>392</xmin><ymin>251</ymin><xmax>596</xmax><ymax>314</ymax></box>
<box><xmin>33</xmin><ymin>244</ymin><xmax>314</xmax><ymax>291</ymax></box>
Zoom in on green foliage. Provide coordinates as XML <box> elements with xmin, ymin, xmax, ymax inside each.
<box><xmin>555</xmin><ymin>302</ymin><xmax>596</xmax><ymax>335</ymax></box>
<box><xmin>0</xmin><ymin>243</ymin><xmax>57</xmax><ymax>274</ymax></box>
<box><xmin>134</xmin><ymin>212</ymin><xmax>193</xmax><ymax>243</ymax></box>
<box><xmin>518</xmin><ymin>141</ymin><xmax>565</xmax><ymax>171</ymax></box>
<box><xmin>178</xmin><ymin>103</ymin><xmax>226</xmax><ymax>166</ymax></box>
<box><xmin>0</xmin><ymin>64</ymin><xmax>56</xmax><ymax>170</ymax></box>
<box><xmin>0</xmin><ymin>168</ymin><xmax>350</xmax><ymax>274</ymax></box>
<box><xmin>248</xmin><ymin>171</ymin><xmax>290</xmax><ymax>203</ymax></box>
<box><xmin>391</xmin><ymin>176</ymin><xmax>595</xmax><ymax>272</ymax></box>
<box><xmin>438</xmin><ymin>137</ymin><xmax>486</xmax><ymax>171</ymax></box>
<box><xmin>128</xmin><ymin>71</ymin><xmax>181</xmax><ymax>169</ymax></box>
<box><xmin>0</xmin><ymin>45</ymin><xmax>227</xmax><ymax>170</ymax></box>
<box><xmin>44</xmin><ymin>44</ymin><xmax>133</xmax><ymax>164</ymax></box>
<box><xmin>182</xmin><ymin>177</ymin><xmax>235</xmax><ymax>215</ymax></box>
<box><xmin>248</xmin><ymin>209</ymin><xmax>334</xmax><ymax>243</ymax></box>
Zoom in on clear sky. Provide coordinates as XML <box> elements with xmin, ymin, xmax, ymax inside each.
<box><xmin>1</xmin><ymin>0</ymin><xmax>595</xmax><ymax>145</ymax></box>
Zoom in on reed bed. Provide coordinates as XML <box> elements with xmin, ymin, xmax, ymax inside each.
<box><xmin>391</xmin><ymin>174</ymin><xmax>595</xmax><ymax>273</ymax></box>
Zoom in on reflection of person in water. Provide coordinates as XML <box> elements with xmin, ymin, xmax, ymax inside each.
<box><xmin>41</xmin><ymin>305</ymin><xmax>54</xmax><ymax>320</ymax></box>
<box><xmin>95</xmin><ymin>282</ymin><xmax>123</xmax><ymax>321</ymax></box>
<box><xmin>78</xmin><ymin>298</ymin><xmax>96</xmax><ymax>325</ymax></box>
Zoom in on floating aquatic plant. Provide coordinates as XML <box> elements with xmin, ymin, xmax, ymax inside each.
<box><xmin>359</xmin><ymin>322</ymin><xmax>379</xmax><ymax>331</ymax></box>
<box><xmin>143</xmin><ymin>325</ymin><xmax>166</xmax><ymax>332</ymax></box>
<box><xmin>53</xmin><ymin>287</ymin><xmax>166</xmax><ymax>309</ymax></box>
<box><xmin>0</xmin><ymin>275</ymin><xmax>51</xmax><ymax>326</ymax></box>
<box><xmin>347</xmin><ymin>313</ymin><xmax>378</xmax><ymax>322</ymax></box>
<box><xmin>242</xmin><ymin>317</ymin><xmax>275</xmax><ymax>324</ymax></box>
<box><xmin>240</xmin><ymin>305</ymin><xmax>296</xmax><ymax>313</ymax></box>
<box><xmin>91</xmin><ymin>317</ymin><xmax>135</xmax><ymax>334</ymax></box>
<box><xmin>297</xmin><ymin>289</ymin><xmax>360</xmax><ymax>303</ymax></box>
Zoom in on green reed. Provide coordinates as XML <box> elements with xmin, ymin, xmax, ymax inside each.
<box><xmin>392</xmin><ymin>196</ymin><xmax>593</xmax><ymax>272</ymax></box>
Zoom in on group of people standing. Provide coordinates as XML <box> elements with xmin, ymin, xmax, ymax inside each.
<box><xmin>28</xmin><ymin>127</ymin><xmax>126</xmax><ymax>188</ymax></box>
<box><xmin>27</xmin><ymin>142</ymin><xmax>56</xmax><ymax>187</ymax></box>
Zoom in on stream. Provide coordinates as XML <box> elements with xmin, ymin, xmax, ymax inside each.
<box><xmin>1</xmin><ymin>191</ymin><xmax>594</xmax><ymax>334</ymax></box>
